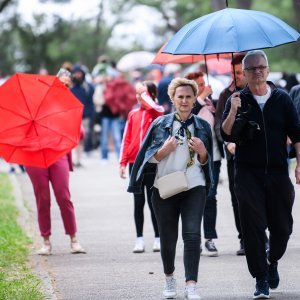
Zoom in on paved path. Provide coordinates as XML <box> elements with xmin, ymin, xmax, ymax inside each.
<box><xmin>3</xmin><ymin>153</ymin><xmax>300</xmax><ymax>300</ymax></box>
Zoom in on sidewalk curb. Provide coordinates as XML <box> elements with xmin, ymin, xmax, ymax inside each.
<box><xmin>9</xmin><ymin>174</ymin><xmax>58</xmax><ymax>300</ymax></box>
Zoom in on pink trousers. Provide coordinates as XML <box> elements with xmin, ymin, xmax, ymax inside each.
<box><xmin>26</xmin><ymin>155</ymin><xmax>77</xmax><ymax>237</ymax></box>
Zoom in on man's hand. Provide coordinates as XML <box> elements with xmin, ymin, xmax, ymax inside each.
<box><xmin>230</xmin><ymin>92</ymin><xmax>242</xmax><ymax>114</ymax></box>
<box><xmin>295</xmin><ymin>164</ymin><xmax>300</xmax><ymax>184</ymax></box>
<box><xmin>222</xmin><ymin>92</ymin><xmax>242</xmax><ymax>135</ymax></box>
<box><xmin>227</xmin><ymin>143</ymin><xmax>236</xmax><ymax>155</ymax></box>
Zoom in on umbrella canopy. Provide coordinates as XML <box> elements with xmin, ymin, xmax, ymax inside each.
<box><xmin>206</xmin><ymin>58</ymin><xmax>232</xmax><ymax>75</ymax></box>
<box><xmin>0</xmin><ymin>73</ymin><xmax>84</xmax><ymax>168</ymax></box>
<box><xmin>163</xmin><ymin>8</ymin><xmax>300</xmax><ymax>55</ymax></box>
<box><xmin>152</xmin><ymin>44</ymin><xmax>232</xmax><ymax>65</ymax></box>
<box><xmin>117</xmin><ymin>51</ymin><xmax>155</xmax><ymax>72</ymax></box>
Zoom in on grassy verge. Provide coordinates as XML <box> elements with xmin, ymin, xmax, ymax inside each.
<box><xmin>0</xmin><ymin>173</ymin><xmax>44</xmax><ymax>300</ymax></box>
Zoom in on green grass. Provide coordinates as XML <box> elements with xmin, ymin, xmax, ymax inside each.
<box><xmin>0</xmin><ymin>173</ymin><xmax>44</xmax><ymax>300</ymax></box>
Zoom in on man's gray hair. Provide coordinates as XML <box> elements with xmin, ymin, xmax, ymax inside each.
<box><xmin>242</xmin><ymin>50</ymin><xmax>269</xmax><ymax>70</ymax></box>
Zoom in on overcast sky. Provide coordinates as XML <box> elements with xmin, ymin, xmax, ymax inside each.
<box><xmin>17</xmin><ymin>0</ymin><xmax>164</xmax><ymax>50</ymax></box>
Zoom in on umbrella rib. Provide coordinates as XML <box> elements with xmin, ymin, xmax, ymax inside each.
<box><xmin>0</xmin><ymin>121</ymin><xmax>31</xmax><ymax>135</ymax></box>
<box><xmin>35</xmin><ymin>122</ymin><xmax>79</xmax><ymax>144</ymax></box>
<box><xmin>246</xmin><ymin>12</ymin><xmax>274</xmax><ymax>48</ymax></box>
<box><xmin>16</xmin><ymin>74</ymin><xmax>35</xmax><ymax>120</ymax></box>
<box><xmin>0</xmin><ymin>105</ymin><xmax>31</xmax><ymax>121</ymax></box>
<box><xmin>14</xmin><ymin>75</ymin><xmax>50</xmax><ymax>160</ymax></box>
<box><xmin>33</xmin><ymin>82</ymin><xmax>54</xmax><ymax>120</ymax></box>
<box><xmin>202</xmin><ymin>13</ymin><xmax>225</xmax><ymax>54</ymax></box>
<box><xmin>5</xmin><ymin>146</ymin><xmax>18</xmax><ymax>163</ymax></box>
<box><xmin>35</xmin><ymin>107</ymin><xmax>82</xmax><ymax>122</ymax></box>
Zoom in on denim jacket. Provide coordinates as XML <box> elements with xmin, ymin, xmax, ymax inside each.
<box><xmin>127</xmin><ymin>112</ymin><xmax>214</xmax><ymax>194</ymax></box>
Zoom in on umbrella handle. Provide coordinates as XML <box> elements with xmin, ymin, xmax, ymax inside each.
<box><xmin>231</xmin><ymin>52</ymin><xmax>238</xmax><ymax>91</ymax></box>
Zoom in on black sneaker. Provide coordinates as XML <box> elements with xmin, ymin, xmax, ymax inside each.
<box><xmin>236</xmin><ymin>240</ymin><xmax>245</xmax><ymax>256</ymax></box>
<box><xmin>268</xmin><ymin>261</ymin><xmax>279</xmax><ymax>289</ymax></box>
<box><xmin>204</xmin><ymin>239</ymin><xmax>218</xmax><ymax>257</ymax></box>
<box><xmin>253</xmin><ymin>279</ymin><xmax>270</xmax><ymax>299</ymax></box>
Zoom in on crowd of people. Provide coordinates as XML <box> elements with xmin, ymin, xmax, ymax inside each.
<box><xmin>1</xmin><ymin>50</ymin><xmax>300</xmax><ymax>300</ymax></box>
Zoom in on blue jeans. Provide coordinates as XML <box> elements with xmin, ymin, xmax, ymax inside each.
<box><xmin>100</xmin><ymin>117</ymin><xmax>121</xmax><ymax>160</ymax></box>
<box><xmin>203</xmin><ymin>160</ymin><xmax>221</xmax><ymax>239</ymax></box>
<box><xmin>152</xmin><ymin>186</ymin><xmax>206</xmax><ymax>282</ymax></box>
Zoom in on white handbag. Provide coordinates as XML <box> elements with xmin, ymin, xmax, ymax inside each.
<box><xmin>156</xmin><ymin>171</ymin><xmax>188</xmax><ymax>199</ymax></box>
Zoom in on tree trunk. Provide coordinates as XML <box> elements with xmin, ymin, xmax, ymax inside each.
<box><xmin>236</xmin><ymin>0</ymin><xmax>252</xmax><ymax>9</ymax></box>
<box><xmin>292</xmin><ymin>0</ymin><xmax>300</xmax><ymax>29</ymax></box>
<box><xmin>211</xmin><ymin>0</ymin><xmax>226</xmax><ymax>11</ymax></box>
<box><xmin>94</xmin><ymin>0</ymin><xmax>104</xmax><ymax>57</ymax></box>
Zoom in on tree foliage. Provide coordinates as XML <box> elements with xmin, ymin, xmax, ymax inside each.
<box><xmin>0</xmin><ymin>0</ymin><xmax>299</xmax><ymax>75</ymax></box>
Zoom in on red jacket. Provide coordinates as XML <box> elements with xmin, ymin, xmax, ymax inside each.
<box><xmin>119</xmin><ymin>92</ymin><xmax>164</xmax><ymax>167</ymax></box>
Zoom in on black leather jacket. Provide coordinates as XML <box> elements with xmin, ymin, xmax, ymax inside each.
<box><xmin>127</xmin><ymin>112</ymin><xmax>214</xmax><ymax>194</ymax></box>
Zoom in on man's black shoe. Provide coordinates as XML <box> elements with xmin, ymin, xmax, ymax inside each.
<box><xmin>253</xmin><ymin>279</ymin><xmax>270</xmax><ymax>299</ymax></box>
<box><xmin>268</xmin><ymin>261</ymin><xmax>279</xmax><ymax>289</ymax></box>
<box><xmin>236</xmin><ymin>241</ymin><xmax>245</xmax><ymax>256</ymax></box>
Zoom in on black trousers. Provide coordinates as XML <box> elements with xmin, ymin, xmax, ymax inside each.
<box><xmin>129</xmin><ymin>164</ymin><xmax>159</xmax><ymax>238</ymax></box>
<box><xmin>152</xmin><ymin>186</ymin><xmax>206</xmax><ymax>282</ymax></box>
<box><xmin>227</xmin><ymin>158</ymin><xmax>243</xmax><ymax>241</ymax></box>
<box><xmin>234</xmin><ymin>166</ymin><xmax>294</xmax><ymax>279</ymax></box>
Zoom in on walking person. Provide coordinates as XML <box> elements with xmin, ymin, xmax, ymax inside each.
<box><xmin>100</xmin><ymin>73</ymin><xmax>136</xmax><ymax>163</ymax></box>
<box><xmin>221</xmin><ymin>50</ymin><xmax>300</xmax><ymax>299</ymax></box>
<box><xmin>185</xmin><ymin>71</ymin><xmax>222</xmax><ymax>257</ymax></box>
<box><xmin>128</xmin><ymin>77</ymin><xmax>213</xmax><ymax>299</ymax></box>
<box><xmin>26</xmin><ymin>68</ymin><xmax>86</xmax><ymax>255</ymax></box>
<box><xmin>119</xmin><ymin>81</ymin><xmax>164</xmax><ymax>253</ymax></box>
<box><xmin>215</xmin><ymin>53</ymin><xmax>247</xmax><ymax>255</ymax></box>
<box><xmin>71</xmin><ymin>64</ymin><xmax>95</xmax><ymax>166</ymax></box>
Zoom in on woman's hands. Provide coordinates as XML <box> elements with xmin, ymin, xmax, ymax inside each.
<box><xmin>188</xmin><ymin>137</ymin><xmax>208</xmax><ymax>164</ymax></box>
<box><xmin>154</xmin><ymin>136</ymin><xmax>208</xmax><ymax>164</ymax></box>
<box><xmin>154</xmin><ymin>136</ymin><xmax>177</xmax><ymax>161</ymax></box>
<box><xmin>119</xmin><ymin>166</ymin><xmax>126</xmax><ymax>179</ymax></box>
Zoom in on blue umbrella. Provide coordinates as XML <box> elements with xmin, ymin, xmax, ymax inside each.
<box><xmin>163</xmin><ymin>8</ymin><xmax>300</xmax><ymax>55</ymax></box>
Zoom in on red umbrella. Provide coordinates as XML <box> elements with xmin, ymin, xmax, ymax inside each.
<box><xmin>152</xmin><ymin>44</ymin><xmax>232</xmax><ymax>65</ymax></box>
<box><xmin>206</xmin><ymin>58</ymin><xmax>232</xmax><ymax>75</ymax></box>
<box><xmin>0</xmin><ymin>73</ymin><xmax>83</xmax><ymax>168</ymax></box>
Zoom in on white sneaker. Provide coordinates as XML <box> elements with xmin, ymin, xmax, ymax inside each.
<box><xmin>184</xmin><ymin>283</ymin><xmax>201</xmax><ymax>300</ymax></box>
<box><xmin>71</xmin><ymin>241</ymin><xmax>86</xmax><ymax>254</ymax></box>
<box><xmin>163</xmin><ymin>276</ymin><xmax>177</xmax><ymax>299</ymax></box>
<box><xmin>133</xmin><ymin>237</ymin><xmax>145</xmax><ymax>253</ymax></box>
<box><xmin>153</xmin><ymin>238</ymin><xmax>160</xmax><ymax>252</ymax></box>
<box><xmin>37</xmin><ymin>242</ymin><xmax>52</xmax><ymax>255</ymax></box>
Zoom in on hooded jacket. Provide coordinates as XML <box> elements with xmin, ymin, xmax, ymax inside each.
<box><xmin>119</xmin><ymin>92</ymin><xmax>164</xmax><ymax>167</ymax></box>
<box><xmin>221</xmin><ymin>82</ymin><xmax>300</xmax><ymax>172</ymax></box>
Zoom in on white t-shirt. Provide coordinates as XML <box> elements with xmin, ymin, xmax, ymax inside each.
<box><xmin>253</xmin><ymin>85</ymin><xmax>271</xmax><ymax>110</ymax></box>
<box><xmin>149</xmin><ymin>121</ymin><xmax>206</xmax><ymax>189</ymax></box>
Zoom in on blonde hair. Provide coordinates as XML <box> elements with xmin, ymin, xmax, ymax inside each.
<box><xmin>167</xmin><ymin>77</ymin><xmax>198</xmax><ymax>103</ymax></box>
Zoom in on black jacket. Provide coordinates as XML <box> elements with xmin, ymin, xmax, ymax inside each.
<box><xmin>221</xmin><ymin>82</ymin><xmax>300</xmax><ymax>172</ymax></box>
<box><xmin>128</xmin><ymin>112</ymin><xmax>214</xmax><ymax>194</ymax></box>
<box><xmin>290</xmin><ymin>84</ymin><xmax>300</xmax><ymax>115</ymax></box>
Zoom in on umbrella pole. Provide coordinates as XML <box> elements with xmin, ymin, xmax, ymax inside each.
<box><xmin>231</xmin><ymin>52</ymin><xmax>237</xmax><ymax>91</ymax></box>
<box><xmin>204</xmin><ymin>55</ymin><xmax>209</xmax><ymax>86</ymax></box>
